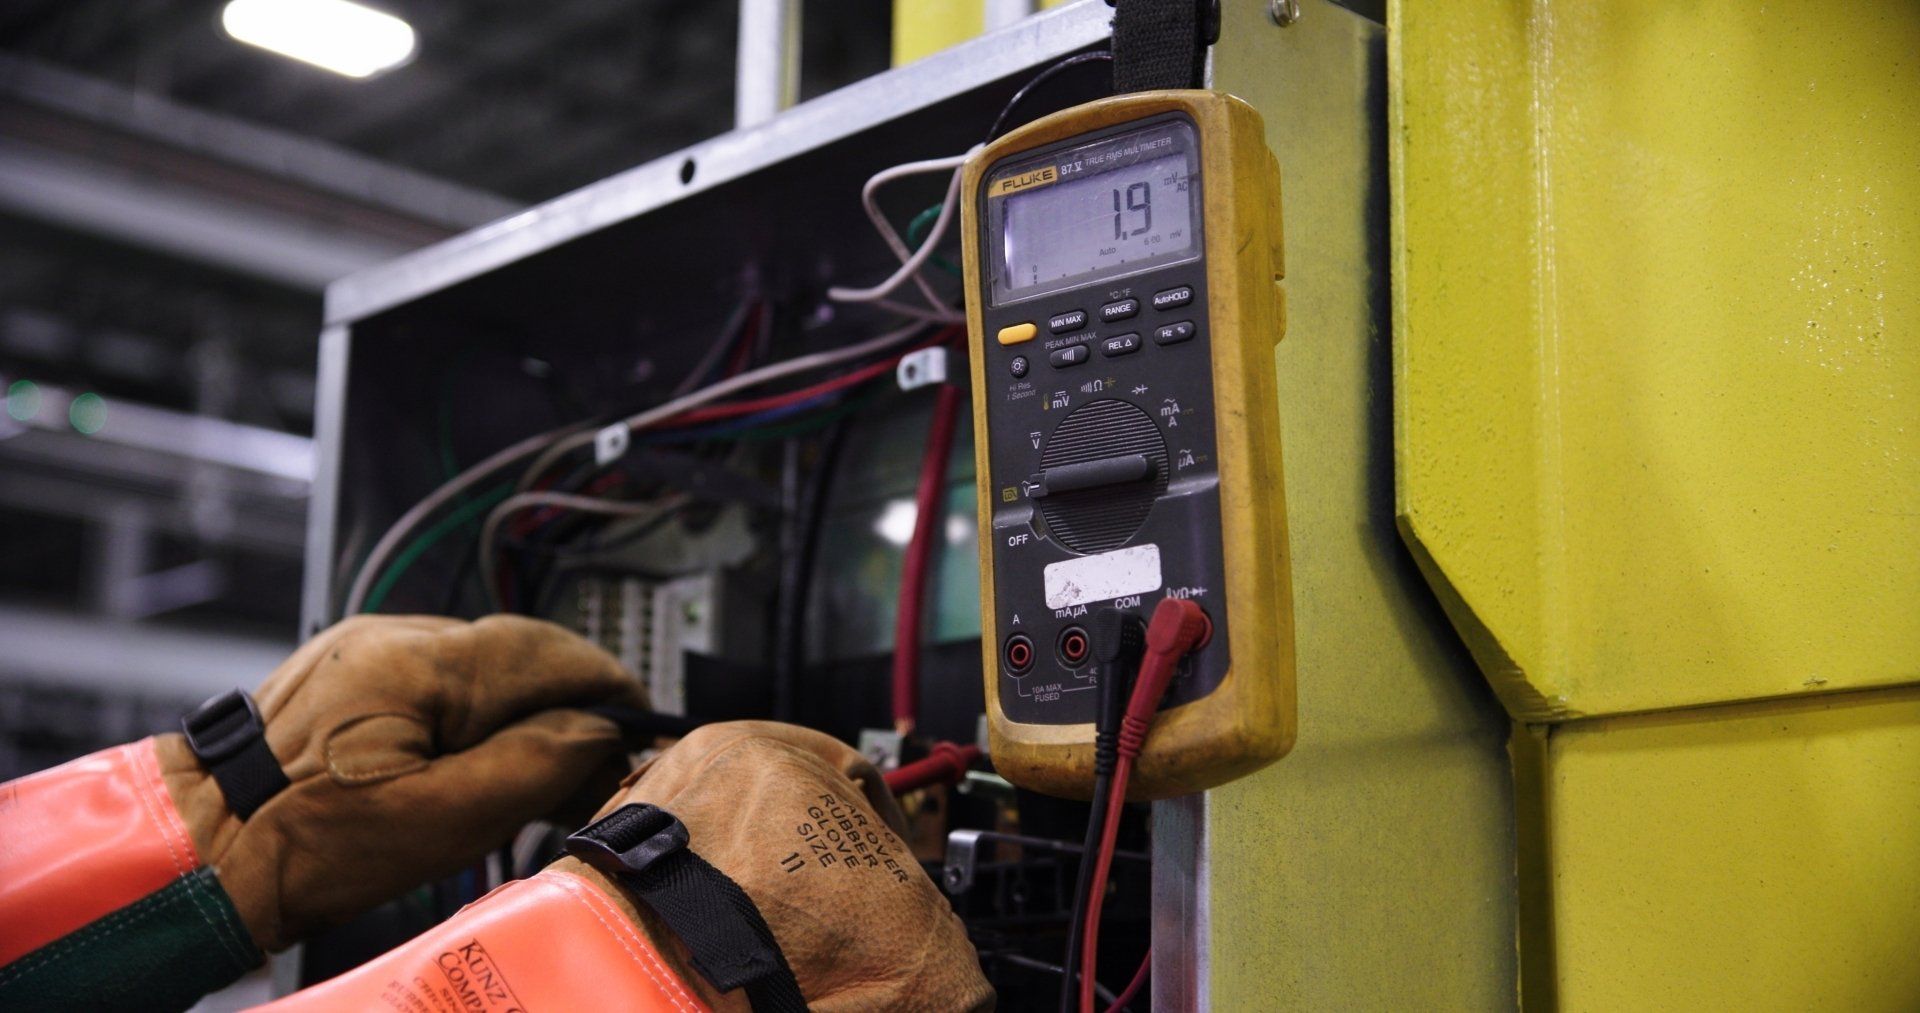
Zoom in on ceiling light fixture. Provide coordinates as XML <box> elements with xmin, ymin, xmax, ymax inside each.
<box><xmin>221</xmin><ymin>0</ymin><xmax>417</xmax><ymax>79</ymax></box>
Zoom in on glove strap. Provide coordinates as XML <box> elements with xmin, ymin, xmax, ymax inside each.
<box><xmin>566</xmin><ymin>803</ymin><xmax>808</xmax><ymax>1013</ymax></box>
<box><xmin>180</xmin><ymin>689</ymin><xmax>291</xmax><ymax>820</ymax></box>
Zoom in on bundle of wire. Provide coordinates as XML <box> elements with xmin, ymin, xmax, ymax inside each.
<box><xmin>346</xmin><ymin>317</ymin><xmax>959</xmax><ymax>615</ymax></box>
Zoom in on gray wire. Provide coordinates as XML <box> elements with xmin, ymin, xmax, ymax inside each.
<box><xmin>477</xmin><ymin>492</ymin><xmax>689</xmax><ymax>612</ymax></box>
<box><xmin>341</xmin><ymin>320</ymin><xmax>928</xmax><ymax>616</ymax></box>
<box><xmin>514</xmin><ymin>319</ymin><xmax>927</xmax><ymax>493</ymax></box>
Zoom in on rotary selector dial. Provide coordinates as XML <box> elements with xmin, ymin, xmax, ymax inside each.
<box><xmin>1031</xmin><ymin>399</ymin><xmax>1169</xmax><ymax>554</ymax></box>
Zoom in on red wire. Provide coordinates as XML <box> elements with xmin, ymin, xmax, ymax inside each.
<box><xmin>722</xmin><ymin>305</ymin><xmax>760</xmax><ymax>378</ymax></box>
<box><xmin>882</xmin><ymin>741</ymin><xmax>981</xmax><ymax>795</ymax></box>
<box><xmin>669</xmin><ymin>355</ymin><xmax>898</xmax><ymax>425</ymax></box>
<box><xmin>1079</xmin><ymin>597</ymin><xmax>1210</xmax><ymax>1012</ymax></box>
<box><xmin>1106</xmin><ymin>949</ymin><xmax>1151</xmax><ymax>1012</ymax></box>
<box><xmin>520</xmin><ymin>327</ymin><xmax>961</xmax><ymax>491</ymax></box>
<box><xmin>668</xmin><ymin>327</ymin><xmax>958</xmax><ymax>427</ymax></box>
<box><xmin>892</xmin><ymin>382</ymin><xmax>964</xmax><ymax>734</ymax></box>
<box><xmin>1078</xmin><ymin>755</ymin><xmax>1131</xmax><ymax>1011</ymax></box>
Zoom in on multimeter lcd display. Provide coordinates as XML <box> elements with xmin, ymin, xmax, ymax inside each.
<box><xmin>987</xmin><ymin>118</ymin><xmax>1202</xmax><ymax>306</ymax></box>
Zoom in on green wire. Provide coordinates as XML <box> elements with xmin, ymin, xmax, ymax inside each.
<box><xmin>906</xmin><ymin>202</ymin><xmax>963</xmax><ymax>277</ymax></box>
<box><xmin>361</xmin><ymin>482</ymin><xmax>513</xmax><ymax>613</ymax></box>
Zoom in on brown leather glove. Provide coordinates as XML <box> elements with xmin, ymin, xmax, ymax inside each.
<box><xmin>156</xmin><ymin>614</ymin><xmax>644</xmax><ymax>952</ymax></box>
<box><xmin>555</xmin><ymin>721</ymin><xmax>995</xmax><ymax>1012</ymax></box>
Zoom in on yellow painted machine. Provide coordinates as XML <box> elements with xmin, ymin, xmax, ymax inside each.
<box><xmin>914</xmin><ymin>0</ymin><xmax>1920</xmax><ymax>1008</ymax></box>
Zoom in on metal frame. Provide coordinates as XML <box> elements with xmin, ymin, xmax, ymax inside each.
<box><xmin>320</xmin><ymin>1</ymin><xmax>1114</xmax><ymax>327</ymax></box>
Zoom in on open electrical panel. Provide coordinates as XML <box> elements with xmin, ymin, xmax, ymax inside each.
<box><xmin>302</xmin><ymin>10</ymin><xmax>1155</xmax><ymax>1007</ymax></box>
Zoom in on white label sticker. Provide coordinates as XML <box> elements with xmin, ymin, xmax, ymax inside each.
<box><xmin>1043</xmin><ymin>544</ymin><xmax>1162</xmax><ymax>610</ymax></box>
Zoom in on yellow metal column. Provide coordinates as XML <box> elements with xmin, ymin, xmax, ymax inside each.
<box><xmin>1188</xmin><ymin>3</ymin><xmax>1520</xmax><ymax>1007</ymax></box>
<box><xmin>1393</xmin><ymin>0</ymin><xmax>1920</xmax><ymax>1007</ymax></box>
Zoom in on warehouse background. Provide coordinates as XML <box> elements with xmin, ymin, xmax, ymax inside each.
<box><xmin>0</xmin><ymin>1</ymin><xmax>893</xmax><ymax>777</ymax></box>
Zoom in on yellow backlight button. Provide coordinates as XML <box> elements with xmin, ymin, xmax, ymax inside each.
<box><xmin>997</xmin><ymin>322</ymin><xmax>1038</xmax><ymax>346</ymax></box>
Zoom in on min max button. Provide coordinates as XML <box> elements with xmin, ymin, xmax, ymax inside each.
<box><xmin>1048</xmin><ymin>310</ymin><xmax>1087</xmax><ymax>333</ymax></box>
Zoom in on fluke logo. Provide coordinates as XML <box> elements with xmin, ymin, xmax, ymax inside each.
<box><xmin>989</xmin><ymin>165</ymin><xmax>1058</xmax><ymax>197</ymax></box>
<box><xmin>436</xmin><ymin>939</ymin><xmax>526</xmax><ymax>1012</ymax></box>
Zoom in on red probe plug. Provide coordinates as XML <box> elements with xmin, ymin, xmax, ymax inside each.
<box><xmin>883</xmin><ymin>740</ymin><xmax>981</xmax><ymax>796</ymax></box>
<box><xmin>1118</xmin><ymin>596</ymin><xmax>1210</xmax><ymax>758</ymax></box>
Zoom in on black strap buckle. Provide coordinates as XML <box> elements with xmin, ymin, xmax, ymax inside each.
<box><xmin>181</xmin><ymin>689</ymin><xmax>290</xmax><ymax>820</ymax></box>
<box><xmin>182</xmin><ymin>689</ymin><xmax>267</xmax><ymax>763</ymax></box>
<box><xmin>566</xmin><ymin>804</ymin><xmax>807</xmax><ymax>1012</ymax></box>
<box><xmin>565</xmin><ymin>803</ymin><xmax>691</xmax><ymax>878</ymax></box>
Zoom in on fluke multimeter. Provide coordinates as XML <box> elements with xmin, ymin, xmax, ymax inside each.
<box><xmin>963</xmin><ymin>91</ymin><xmax>1295</xmax><ymax>800</ymax></box>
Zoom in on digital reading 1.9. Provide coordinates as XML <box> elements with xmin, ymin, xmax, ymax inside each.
<box><xmin>992</xmin><ymin>121</ymin><xmax>1201</xmax><ymax>305</ymax></box>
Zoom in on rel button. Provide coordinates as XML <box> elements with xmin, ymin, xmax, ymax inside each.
<box><xmin>1099</xmin><ymin>333</ymin><xmax>1141</xmax><ymax>357</ymax></box>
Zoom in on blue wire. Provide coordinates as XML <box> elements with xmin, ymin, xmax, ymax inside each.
<box><xmin>636</xmin><ymin>390</ymin><xmax>842</xmax><ymax>444</ymax></box>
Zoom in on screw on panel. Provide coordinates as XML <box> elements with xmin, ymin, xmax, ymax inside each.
<box><xmin>1268</xmin><ymin>0</ymin><xmax>1300</xmax><ymax>26</ymax></box>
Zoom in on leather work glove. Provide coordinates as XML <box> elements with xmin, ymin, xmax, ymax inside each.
<box><xmin>156</xmin><ymin>613</ymin><xmax>645</xmax><ymax>953</ymax></box>
<box><xmin>262</xmin><ymin>720</ymin><xmax>995</xmax><ymax>1012</ymax></box>
<box><xmin>568</xmin><ymin>720</ymin><xmax>993</xmax><ymax>1010</ymax></box>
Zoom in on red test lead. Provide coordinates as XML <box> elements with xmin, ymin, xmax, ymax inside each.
<box><xmin>1079</xmin><ymin>596</ymin><xmax>1209</xmax><ymax>1013</ymax></box>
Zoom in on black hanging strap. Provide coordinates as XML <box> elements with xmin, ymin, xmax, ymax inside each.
<box><xmin>567</xmin><ymin>804</ymin><xmax>808</xmax><ymax>1013</ymax></box>
<box><xmin>1109</xmin><ymin>0</ymin><xmax>1220</xmax><ymax>93</ymax></box>
<box><xmin>180</xmin><ymin>689</ymin><xmax>291</xmax><ymax>820</ymax></box>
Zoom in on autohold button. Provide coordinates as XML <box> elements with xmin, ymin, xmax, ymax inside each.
<box><xmin>1099</xmin><ymin>298</ymin><xmax>1139</xmax><ymax>322</ymax></box>
<box><xmin>1010</xmin><ymin>355</ymin><xmax>1029</xmax><ymax>378</ymax></box>
<box><xmin>1048</xmin><ymin>344</ymin><xmax>1090</xmax><ymax>368</ymax></box>
<box><xmin>997</xmin><ymin>322</ymin><xmax>1038</xmax><ymax>345</ymax></box>
<box><xmin>1099</xmin><ymin>333</ymin><xmax>1141</xmax><ymax>357</ymax></box>
<box><xmin>1153</xmin><ymin>321</ymin><xmax>1196</xmax><ymax>345</ymax></box>
<box><xmin>1152</xmin><ymin>286</ymin><xmax>1193</xmax><ymax>310</ymax></box>
<box><xmin>1049</xmin><ymin>310</ymin><xmax>1088</xmax><ymax>333</ymax></box>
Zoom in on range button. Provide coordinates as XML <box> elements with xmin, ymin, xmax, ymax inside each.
<box><xmin>1152</xmin><ymin>286</ymin><xmax>1193</xmax><ymax>310</ymax></box>
<box><xmin>1049</xmin><ymin>310</ymin><xmax>1088</xmax><ymax>333</ymax></box>
<box><xmin>1099</xmin><ymin>298</ymin><xmax>1140</xmax><ymax>322</ymax></box>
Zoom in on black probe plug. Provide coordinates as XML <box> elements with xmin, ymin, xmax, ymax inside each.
<box><xmin>1061</xmin><ymin>606</ymin><xmax>1144</xmax><ymax>1013</ymax></box>
<box><xmin>1087</xmin><ymin>608</ymin><xmax>1145</xmax><ymax>782</ymax></box>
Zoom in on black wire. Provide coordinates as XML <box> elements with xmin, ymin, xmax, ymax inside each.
<box><xmin>985</xmin><ymin>50</ymin><xmax>1115</xmax><ymax>143</ymax></box>
<box><xmin>546</xmin><ymin>498</ymin><xmax>689</xmax><ymax>560</ymax></box>
<box><xmin>1061</xmin><ymin>611</ymin><xmax>1143</xmax><ymax>1012</ymax></box>
<box><xmin>1062</xmin><ymin>775</ymin><xmax>1114</xmax><ymax>1011</ymax></box>
<box><xmin>583</xmin><ymin>703</ymin><xmax>705</xmax><ymax>744</ymax></box>
<box><xmin>773</xmin><ymin>420</ymin><xmax>853</xmax><ymax>723</ymax></box>
<box><xmin>990</xmin><ymin>951</ymin><xmax>1120</xmax><ymax>1007</ymax></box>
<box><xmin>440</xmin><ymin>539</ymin><xmax>480</xmax><ymax>615</ymax></box>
